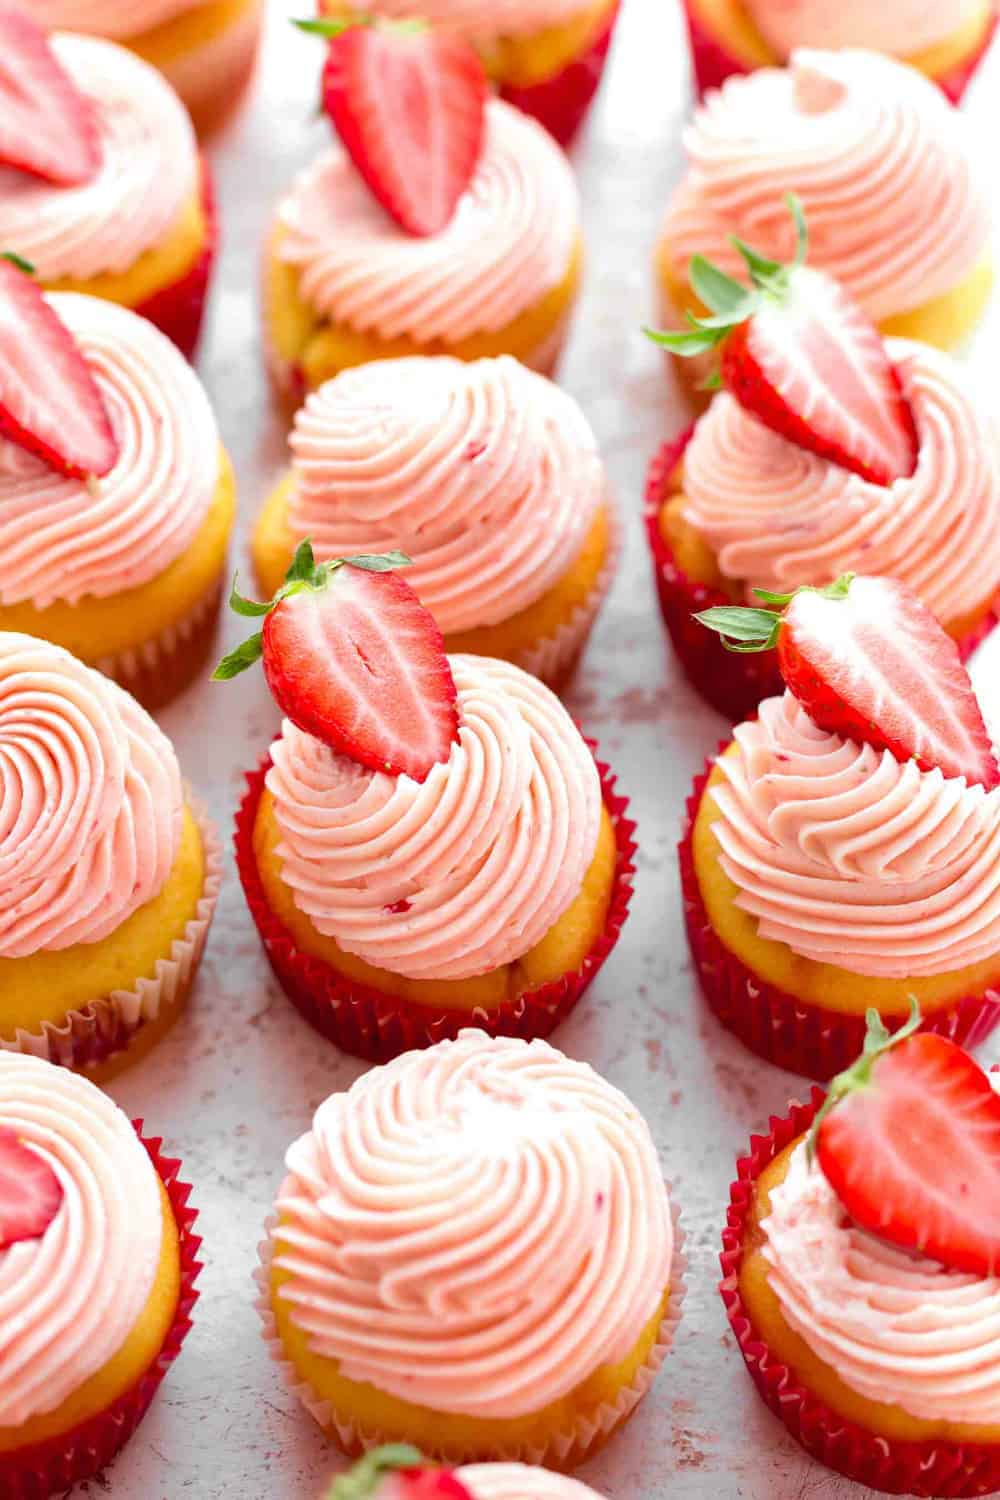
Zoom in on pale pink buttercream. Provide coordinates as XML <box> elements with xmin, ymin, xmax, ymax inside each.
<box><xmin>761</xmin><ymin>1134</ymin><xmax>1000</xmax><ymax>1425</ymax></box>
<box><xmin>458</xmin><ymin>1467</ymin><xmax>607</xmax><ymax>1500</ymax></box>
<box><xmin>742</xmin><ymin>0</ymin><xmax>987</xmax><ymax>59</ymax></box>
<box><xmin>706</xmin><ymin>691</ymin><xmax>1000</xmax><ymax>978</ymax></box>
<box><xmin>272</xmin><ymin>1029</ymin><xmax>673</xmax><ymax>1418</ymax></box>
<box><xmin>11</xmin><ymin>0</ymin><xmax>203</xmax><ymax>40</ymax></box>
<box><xmin>0</xmin><ymin>1052</ymin><xmax>163</xmax><ymax>1427</ymax></box>
<box><xmin>0</xmin><ymin>294</ymin><xmax>219</xmax><ymax>608</ymax></box>
<box><xmin>287</xmin><ymin>356</ymin><xmax>605</xmax><ymax>633</ymax></box>
<box><xmin>276</xmin><ymin>100</ymin><xmax>579</xmax><ymax>344</ymax></box>
<box><xmin>0</xmin><ymin>34</ymin><xmax>197</xmax><ymax>281</ymax></box>
<box><xmin>0</xmin><ymin>634</ymin><xmax>182</xmax><ymax>959</ymax></box>
<box><xmin>682</xmin><ymin>340</ymin><xmax>1000</xmax><ymax>624</ymax></box>
<box><xmin>661</xmin><ymin>49</ymin><xmax>990</xmax><ymax>322</ymax></box>
<box><xmin>265</xmin><ymin>655</ymin><xmax>600</xmax><ymax>981</ymax></box>
<box><xmin>322</xmin><ymin>0</ymin><xmax>604</xmax><ymax>44</ymax></box>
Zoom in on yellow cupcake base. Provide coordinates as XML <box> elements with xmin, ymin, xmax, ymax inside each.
<box><xmin>122</xmin><ymin>0</ymin><xmax>263</xmax><ymax>135</ymax></box>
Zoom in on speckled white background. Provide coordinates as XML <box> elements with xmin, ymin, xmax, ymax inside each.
<box><xmin>98</xmin><ymin>2</ymin><xmax>1000</xmax><ymax>1495</ymax></box>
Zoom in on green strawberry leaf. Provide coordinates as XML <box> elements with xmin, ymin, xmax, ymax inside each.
<box><xmin>293</xmin><ymin>15</ymin><xmax>368</xmax><ymax>36</ymax></box>
<box><xmin>228</xmin><ymin>575</ymin><xmax>273</xmax><ymax>618</ymax></box>
<box><xmin>325</xmin><ymin>1445</ymin><xmax>425</xmax><ymax>1500</ymax></box>
<box><xmin>807</xmin><ymin>998</ymin><xmax>922</xmax><ymax>1163</ymax></box>
<box><xmin>212</xmin><ymin>633</ymin><xmax>264</xmax><ymax>680</ymax></box>
<box><xmin>689</xmin><ymin>255</ymin><xmax>752</xmax><ymax>318</ymax></box>
<box><xmin>787</xmin><ymin>191</ymin><xmax>808</xmax><ymax>267</ymax></box>
<box><xmin>343</xmin><ymin>550</ymin><xmax>412</xmax><ymax>573</ymax></box>
<box><xmin>1</xmin><ymin>251</ymin><xmax>34</xmax><ymax>275</ymax></box>
<box><xmin>644</xmin><ymin>324</ymin><xmax>727</xmax><ymax>356</ymax></box>
<box><xmin>694</xmin><ymin>604</ymin><xmax>782</xmax><ymax>653</ymax></box>
<box><xmin>286</xmin><ymin>538</ymin><xmax>320</xmax><ymax>585</ymax></box>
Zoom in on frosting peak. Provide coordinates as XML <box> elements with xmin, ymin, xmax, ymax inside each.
<box><xmin>288</xmin><ymin>356</ymin><xmax>606</xmax><ymax>632</ymax></box>
<box><xmin>273</xmin><ymin>1030</ymin><xmax>673</xmax><ymax>1418</ymax></box>
<box><xmin>743</xmin><ymin>0</ymin><xmax>986</xmax><ymax>60</ymax></box>
<box><xmin>266</xmin><ymin>655</ymin><xmax>601</xmax><ymax>980</ymax></box>
<box><xmin>0</xmin><ymin>633</ymin><xmax>182</xmax><ymax>958</ymax></box>
<box><xmin>662</xmin><ymin>49</ymin><xmax>990</xmax><ymax>321</ymax></box>
<box><xmin>277</xmin><ymin>100</ymin><xmax>580</xmax><ymax>344</ymax></box>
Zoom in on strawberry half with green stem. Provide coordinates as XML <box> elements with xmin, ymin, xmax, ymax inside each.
<box><xmin>697</xmin><ymin>573</ymin><xmax>999</xmax><ymax>789</ymax></box>
<box><xmin>647</xmin><ymin>195</ymin><xmax>918</xmax><ymax>487</ymax></box>
<box><xmin>295</xmin><ymin>16</ymin><xmax>488</xmax><ymax>237</ymax></box>
<box><xmin>0</xmin><ymin>8</ymin><xmax>102</xmax><ymax>187</ymax></box>
<box><xmin>809</xmin><ymin>1000</ymin><xmax>1000</xmax><ymax>1277</ymax></box>
<box><xmin>0</xmin><ymin>1126</ymin><xmax>64</xmax><ymax>1249</ymax></box>
<box><xmin>0</xmin><ymin>255</ymin><xmax>119</xmax><ymax>479</ymax></box>
<box><xmin>325</xmin><ymin>1446</ymin><xmax>473</xmax><ymax>1500</ymax></box>
<box><xmin>214</xmin><ymin>542</ymin><xmax>459</xmax><ymax>782</ymax></box>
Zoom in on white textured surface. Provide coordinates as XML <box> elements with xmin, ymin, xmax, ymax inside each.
<box><xmin>102</xmin><ymin>2</ymin><xmax>1000</xmax><ymax>1496</ymax></box>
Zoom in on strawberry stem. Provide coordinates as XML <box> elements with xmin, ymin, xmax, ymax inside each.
<box><xmin>806</xmin><ymin>998</ymin><xmax>923</xmax><ymax>1164</ymax></box>
<box><xmin>324</xmin><ymin>1446</ymin><xmax>425</xmax><ymax>1500</ymax></box>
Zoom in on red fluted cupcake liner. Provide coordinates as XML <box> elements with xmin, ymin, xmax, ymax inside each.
<box><xmin>681</xmin><ymin>755</ymin><xmax>1000</xmax><ymax>1078</ymax></box>
<box><xmin>235</xmin><ymin>749</ymin><xmax>636</xmax><ymax>1063</ymax></box>
<box><xmin>133</xmin><ymin>157</ymin><xmax>217</xmax><ymax>362</ymax></box>
<box><xmin>0</xmin><ymin>1129</ymin><xmax>200</xmax><ymax>1500</ymax></box>
<box><xmin>720</xmin><ymin>1094</ymin><xmax>1000</xmax><ymax>1494</ymax></box>
<box><xmin>645</xmin><ymin>429</ymin><xmax>1000</xmax><ymax>722</ymax></box>
<box><xmin>682</xmin><ymin>0</ymin><xmax>998</xmax><ymax>103</ymax></box>
<box><xmin>500</xmin><ymin>1</ymin><xmax>620</xmax><ymax>146</ymax></box>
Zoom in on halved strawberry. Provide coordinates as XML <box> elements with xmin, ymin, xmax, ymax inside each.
<box><xmin>297</xmin><ymin>16</ymin><xmax>488</xmax><ymax>236</ymax></box>
<box><xmin>810</xmin><ymin>1003</ymin><xmax>1000</xmax><ymax>1277</ymax></box>
<box><xmin>325</xmin><ymin>1446</ymin><xmax>474</xmax><ymax>1500</ymax></box>
<box><xmin>0</xmin><ymin>1126</ymin><xmax>64</xmax><ymax>1250</ymax></box>
<box><xmin>698</xmin><ymin>573</ymin><xmax>1000</xmax><ymax>789</ymax></box>
<box><xmin>648</xmin><ymin>196</ymin><xmax>918</xmax><ymax>487</ymax></box>
<box><xmin>0</xmin><ymin>10</ymin><xmax>102</xmax><ymax>187</ymax></box>
<box><xmin>214</xmin><ymin>543</ymin><xmax>459</xmax><ymax>782</ymax></box>
<box><xmin>0</xmin><ymin>258</ymin><xmax>119</xmax><ymax>478</ymax></box>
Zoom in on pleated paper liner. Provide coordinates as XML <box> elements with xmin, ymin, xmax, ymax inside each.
<box><xmin>0</xmin><ymin>797</ymin><xmax>221</xmax><ymax>1079</ymax></box>
<box><xmin>0</xmin><ymin>1129</ymin><xmax>200</xmax><ymax>1500</ymax></box>
<box><xmin>500</xmin><ymin>1</ymin><xmax>620</xmax><ymax>147</ymax></box>
<box><xmin>254</xmin><ymin>1195</ymin><xmax>684</xmax><ymax>1469</ymax></box>
<box><xmin>235</xmin><ymin>748</ymin><xmax>636</xmax><ymax>1063</ymax></box>
<box><xmin>681</xmin><ymin>754</ymin><xmax>1000</xmax><ymax>1079</ymax></box>
<box><xmin>721</xmin><ymin>1093</ymin><xmax>1000</xmax><ymax>1496</ymax></box>
<box><xmin>644</xmin><ymin>427</ymin><xmax>1000</xmax><ymax>723</ymax></box>
<box><xmin>133</xmin><ymin>157</ymin><xmax>218</xmax><ymax>362</ymax></box>
<box><xmin>681</xmin><ymin>0</ymin><xmax>999</xmax><ymax>104</ymax></box>
<box><xmin>92</xmin><ymin>578</ymin><xmax>224</xmax><ymax>714</ymax></box>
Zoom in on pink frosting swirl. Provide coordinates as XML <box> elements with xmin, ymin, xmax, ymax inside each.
<box><xmin>742</xmin><ymin>0</ymin><xmax>987</xmax><ymax>57</ymax></box>
<box><xmin>288</xmin><ymin>356</ymin><xmax>605</xmax><ymax>633</ymax></box>
<box><xmin>682</xmin><ymin>340</ymin><xmax>1000</xmax><ymax>623</ymax></box>
<box><xmin>10</xmin><ymin>0</ymin><xmax>204</xmax><ymax>40</ymax></box>
<box><xmin>0</xmin><ymin>634</ymin><xmax>182</xmax><ymax>959</ymax></box>
<box><xmin>458</xmin><ymin>1468</ymin><xmax>607</xmax><ymax>1500</ymax></box>
<box><xmin>0</xmin><ymin>34</ymin><xmax>198</xmax><ymax>281</ymax></box>
<box><xmin>761</xmin><ymin>1134</ymin><xmax>1000</xmax><ymax>1425</ymax></box>
<box><xmin>266</xmin><ymin>655</ymin><xmax>601</xmax><ymax>980</ymax></box>
<box><xmin>276</xmin><ymin>100</ymin><xmax>580</xmax><ymax>343</ymax></box>
<box><xmin>661</xmin><ymin>49</ymin><xmax>990</xmax><ymax>322</ymax></box>
<box><xmin>707</xmin><ymin>692</ymin><xmax>1000</xmax><ymax>978</ymax></box>
<box><xmin>272</xmin><ymin>1030</ymin><xmax>674</xmax><ymax>1418</ymax></box>
<box><xmin>0</xmin><ymin>1052</ymin><xmax>163</xmax><ymax>1427</ymax></box>
<box><xmin>0</xmin><ymin>294</ymin><xmax>220</xmax><ymax>608</ymax></box>
<box><xmin>325</xmin><ymin>0</ymin><xmax>604</xmax><ymax>43</ymax></box>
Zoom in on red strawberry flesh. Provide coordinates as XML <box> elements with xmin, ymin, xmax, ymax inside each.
<box><xmin>0</xmin><ymin>1125</ymin><xmax>63</xmax><ymax>1249</ymax></box>
<box><xmin>322</xmin><ymin>23</ymin><xmax>487</xmax><ymax>237</ymax></box>
<box><xmin>778</xmin><ymin>576</ymin><xmax>999</xmax><ymax>789</ymax></box>
<box><xmin>817</xmin><ymin>1033</ymin><xmax>1000</xmax><ymax>1276</ymax></box>
<box><xmin>263</xmin><ymin>566</ymin><xmax>459</xmax><ymax>781</ymax></box>
<box><xmin>0</xmin><ymin>263</ymin><xmax>119</xmax><ymax>479</ymax></box>
<box><xmin>0</xmin><ymin>10</ymin><xmax>102</xmax><ymax>187</ymax></box>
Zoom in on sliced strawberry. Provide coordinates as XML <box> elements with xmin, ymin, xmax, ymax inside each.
<box><xmin>0</xmin><ymin>10</ymin><xmax>102</xmax><ymax>187</ymax></box>
<box><xmin>214</xmin><ymin>544</ymin><xmax>459</xmax><ymax>782</ymax></box>
<box><xmin>0</xmin><ymin>1126</ymin><xmax>64</xmax><ymax>1250</ymax></box>
<box><xmin>648</xmin><ymin>196</ymin><xmax>918</xmax><ymax>487</ymax></box>
<box><xmin>697</xmin><ymin>574</ymin><xmax>1000</xmax><ymax>789</ymax></box>
<box><xmin>325</xmin><ymin>1447</ymin><xmax>474</xmax><ymax>1500</ymax></box>
<box><xmin>0</xmin><ymin>260</ymin><xmax>119</xmax><ymax>478</ymax></box>
<box><xmin>308</xmin><ymin>17</ymin><xmax>488</xmax><ymax>236</ymax></box>
<box><xmin>811</xmin><ymin>1005</ymin><xmax>1000</xmax><ymax>1277</ymax></box>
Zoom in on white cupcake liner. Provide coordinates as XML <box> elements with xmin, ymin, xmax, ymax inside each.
<box><xmin>1</xmin><ymin>795</ymin><xmax>222</xmax><ymax>1072</ymax></box>
<box><xmin>254</xmin><ymin>1192</ymin><xmax>685</xmax><ymax>1467</ymax></box>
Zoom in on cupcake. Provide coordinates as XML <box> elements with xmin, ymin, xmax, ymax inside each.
<box><xmin>681</xmin><ymin>573</ymin><xmax>1000</xmax><ymax>1079</ymax></box>
<box><xmin>655</xmin><ymin>49</ymin><xmax>993</xmax><ymax>382</ymax></box>
<box><xmin>220</xmin><ymin>550</ymin><xmax>634</xmax><ymax>1060</ymax></box>
<box><xmin>316</xmin><ymin>0</ymin><xmax>620</xmax><ymax>146</ymax></box>
<box><xmin>0</xmin><ymin>1051</ymin><xmax>199</xmax><ymax>1496</ymax></box>
<box><xmin>258</xmin><ymin>1029</ymin><xmax>683</xmax><ymax>1464</ymax></box>
<box><xmin>0</xmin><ymin>281</ymin><xmax>236</xmax><ymax>709</ymax></box>
<box><xmin>252</xmin><ymin>355</ymin><xmax>617</xmax><ymax>691</ymax></box>
<box><xmin>722</xmin><ymin>1012</ymin><xmax>1000</xmax><ymax>1494</ymax></box>
<box><xmin>646</xmin><ymin>224</ymin><xmax>1000</xmax><ymax>719</ymax></box>
<box><xmin>321</xmin><ymin>1450</ymin><xmax>616</xmax><ymax>1500</ymax></box>
<box><xmin>0</xmin><ymin>633</ymin><xmax>220</xmax><ymax>1079</ymax></box>
<box><xmin>10</xmin><ymin>0</ymin><xmax>263</xmax><ymax>135</ymax></box>
<box><xmin>265</xmin><ymin>97</ymin><xmax>583</xmax><ymax>405</ymax></box>
<box><xmin>683</xmin><ymin>0</ymin><xmax>998</xmax><ymax>104</ymax></box>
